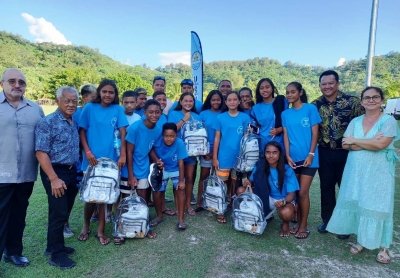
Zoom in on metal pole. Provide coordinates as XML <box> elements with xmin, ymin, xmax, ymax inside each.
<box><xmin>365</xmin><ymin>0</ymin><xmax>379</xmax><ymax>87</ymax></box>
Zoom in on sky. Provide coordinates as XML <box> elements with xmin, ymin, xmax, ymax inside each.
<box><xmin>2</xmin><ymin>0</ymin><xmax>399</xmax><ymax>68</ymax></box>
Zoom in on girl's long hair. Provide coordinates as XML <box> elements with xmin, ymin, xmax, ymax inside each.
<box><xmin>174</xmin><ymin>92</ymin><xmax>197</xmax><ymax>113</ymax></box>
<box><xmin>201</xmin><ymin>90</ymin><xmax>223</xmax><ymax>111</ymax></box>
<box><xmin>263</xmin><ymin>141</ymin><xmax>285</xmax><ymax>193</ymax></box>
<box><xmin>92</xmin><ymin>79</ymin><xmax>120</xmax><ymax>104</ymax></box>
<box><xmin>222</xmin><ymin>91</ymin><xmax>243</xmax><ymax>112</ymax></box>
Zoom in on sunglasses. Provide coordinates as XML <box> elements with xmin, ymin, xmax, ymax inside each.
<box><xmin>153</xmin><ymin>76</ymin><xmax>165</xmax><ymax>82</ymax></box>
<box><xmin>181</xmin><ymin>79</ymin><xmax>193</xmax><ymax>86</ymax></box>
<box><xmin>7</xmin><ymin>79</ymin><xmax>27</xmax><ymax>87</ymax></box>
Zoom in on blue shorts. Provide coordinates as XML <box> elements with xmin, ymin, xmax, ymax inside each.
<box><xmin>199</xmin><ymin>156</ymin><xmax>212</xmax><ymax>168</ymax></box>
<box><xmin>184</xmin><ymin>156</ymin><xmax>197</xmax><ymax>166</ymax></box>
<box><xmin>154</xmin><ymin>171</ymin><xmax>180</xmax><ymax>192</ymax></box>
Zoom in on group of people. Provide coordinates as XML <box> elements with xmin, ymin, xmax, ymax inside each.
<box><xmin>0</xmin><ymin>67</ymin><xmax>398</xmax><ymax>270</ymax></box>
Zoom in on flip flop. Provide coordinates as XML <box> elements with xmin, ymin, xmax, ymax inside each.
<box><xmin>194</xmin><ymin>206</ymin><xmax>205</xmax><ymax>213</ymax></box>
<box><xmin>95</xmin><ymin>234</ymin><xmax>110</xmax><ymax>245</ymax></box>
<box><xmin>289</xmin><ymin>225</ymin><xmax>299</xmax><ymax>235</ymax></box>
<box><xmin>146</xmin><ymin>230</ymin><xmax>157</xmax><ymax>239</ymax></box>
<box><xmin>295</xmin><ymin>230</ymin><xmax>310</xmax><ymax>239</ymax></box>
<box><xmin>114</xmin><ymin>237</ymin><xmax>125</xmax><ymax>245</ymax></box>
<box><xmin>350</xmin><ymin>243</ymin><xmax>363</xmax><ymax>254</ymax></box>
<box><xmin>186</xmin><ymin>208</ymin><xmax>196</xmax><ymax>216</ymax></box>
<box><xmin>162</xmin><ymin>208</ymin><xmax>177</xmax><ymax>216</ymax></box>
<box><xmin>150</xmin><ymin>218</ymin><xmax>166</xmax><ymax>227</ymax></box>
<box><xmin>177</xmin><ymin>222</ymin><xmax>187</xmax><ymax>230</ymax></box>
<box><xmin>77</xmin><ymin>229</ymin><xmax>91</xmax><ymax>241</ymax></box>
<box><xmin>217</xmin><ymin>215</ymin><xmax>226</xmax><ymax>224</ymax></box>
<box><xmin>376</xmin><ymin>248</ymin><xmax>390</xmax><ymax>264</ymax></box>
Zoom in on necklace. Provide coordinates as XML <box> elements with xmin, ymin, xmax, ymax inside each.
<box><xmin>364</xmin><ymin>112</ymin><xmax>381</xmax><ymax>124</ymax></box>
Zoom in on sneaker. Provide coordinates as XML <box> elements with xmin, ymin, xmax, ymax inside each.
<box><xmin>49</xmin><ymin>253</ymin><xmax>76</xmax><ymax>270</ymax></box>
<box><xmin>190</xmin><ymin>193</ymin><xmax>197</xmax><ymax>205</ymax></box>
<box><xmin>63</xmin><ymin>225</ymin><xmax>74</xmax><ymax>238</ymax></box>
<box><xmin>148</xmin><ymin>163</ymin><xmax>163</xmax><ymax>191</ymax></box>
<box><xmin>44</xmin><ymin>246</ymin><xmax>76</xmax><ymax>256</ymax></box>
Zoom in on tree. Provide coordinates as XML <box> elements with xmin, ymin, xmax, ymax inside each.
<box><xmin>106</xmin><ymin>72</ymin><xmax>152</xmax><ymax>96</ymax></box>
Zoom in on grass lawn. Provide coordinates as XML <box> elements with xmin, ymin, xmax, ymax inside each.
<box><xmin>1</xmin><ymin>112</ymin><xmax>399</xmax><ymax>277</ymax></box>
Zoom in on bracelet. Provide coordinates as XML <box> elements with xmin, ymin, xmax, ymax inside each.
<box><xmin>180</xmin><ymin>119</ymin><xmax>186</xmax><ymax>123</ymax></box>
<box><xmin>85</xmin><ymin>150</ymin><xmax>92</xmax><ymax>155</ymax></box>
<box><xmin>308</xmin><ymin>152</ymin><xmax>315</xmax><ymax>157</ymax></box>
<box><xmin>282</xmin><ymin>199</ymin><xmax>287</xmax><ymax>206</ymax></box>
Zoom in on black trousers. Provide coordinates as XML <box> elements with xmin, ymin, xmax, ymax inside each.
<box><xmin>0</xmin><ymin>182</ymin><xmax>34</xmax><ymax>257</ymax></box>
<box><xmin>40</xmin><ymin>165</ymin><xmax>78</xmax><ymax>255</ymax></box>
<box><xmin>318</xmin><ymin>147</ymin><xmax>349</xmax><ymax>223</ymax></box>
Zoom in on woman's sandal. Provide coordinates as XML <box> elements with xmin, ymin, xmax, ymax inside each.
<box><xmin>177</xmin><ymin>222</ymin><xmax>187</xmax><ymax>230</ymax></box>
<box><xmin>217</xmin><ymin>215</ymin><xmax>227</xmax><ymax>224</ymax></box>
<box><xmin>376</xmin><ymin>247</ymin><xmax>391</xmax><ymax>264</ymax></box>
<box><xmin>350</xmin><ymin>243</ymin><xmax>363</xmax><ymax>254</ymax></box>
<box><xmin>289</xmin><ymin>225</ymin><xmax>299</xmax><ymax>235</ymax></box>
<box><xmin>77</xmin><ymin>229</ymin><xmax>91</xmax><ymax>241</ymax></box>
<box><xmin>95</xmin><ymin>234</ymin><xmax>110</xmax><ymax>245</ymax></box>
<box><xmin>147</xmin><ymin>230</ymin><xmax>157</xmax><ymax>239</ymax></box>
<box><xmin>294</xmin><ymin>230</ymin><xmax>310</xmax><ymax>239</ymax></box>
<box><xmin>114</xmin><ymin>237</ymin><xmax>125</xmax><ymax>245</ymax></box>
<box><xmin>186</xmin><ymin>208</ymin><xmax>196</xmax><ymax>216</ymax></box>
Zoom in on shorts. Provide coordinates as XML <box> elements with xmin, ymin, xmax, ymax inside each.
<box><xmin>199</xmin><ymin>156</ymin><xmax>212</xmax><ymax>168</ymax></box>
<box><xmin>216</xmin><ymin>169</ymin><xmax>238</xmax><ymax>182</ymax></box>
<box><xmin>184</xmin><ymin>156</ymin><xmax>197</xmax><ymax>166</ymax></box>
<box><xmin>121</xmin><ymin>177</ymin><xmax>149</xmax><ymax>190</ymax></box>
<box><xmin>269</xmin><ymin>196</ymin><xmax>296</xmax><ymax>211</ymax></box>
<box><xmin>293</xmin><ymin>167</ymin><xmax>317</xmax><ymax>176</ymax></box>
<box><xmin>155</xmin><ymin>170</ymin><xmax>180</xmax><ymax>192</ymax></box>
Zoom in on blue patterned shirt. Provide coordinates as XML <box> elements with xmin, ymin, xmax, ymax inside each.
<box><xmin>35</xmin><ymin>109</ymin><xmax>79</xmax><ymax>165</ymax></box>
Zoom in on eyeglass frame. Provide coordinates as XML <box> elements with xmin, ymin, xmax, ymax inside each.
<box><xmin>361</xmin><ymin>95</ymin><xmax>381</xmax><ymax>102</ymax></box>
<box><xmin>6</xmin><ymin>79</ymin><xmax>27</xmax><ymax>87</ymax></box>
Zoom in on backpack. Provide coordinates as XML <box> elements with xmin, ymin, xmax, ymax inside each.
<box><xmin>80</xmin><ymin>157</ymin><xmax>120</xmax><ymax>204</ymax></box>
<box><xmin>181</xmin><ymin>119</ymin><xmax>209</xmax><ymax>156</ymax></box>
<box><xmin>113</xmin><ymin>193</ymin><xmax>149</xmax><ymax>238</ymax></box>
<box><xmin>202</xmin><ymin>169</ymin><xmax>228</xmax><ymax>214</ymax></box>
<box><xmin>231</xmin><ymin>187</ymin><xmax>266</xmax><ymax>235</ymax></box>
<box><xmin>234</xmin><ymin>127</ymin><xmax>262</xmax><ymax>173</ymax></box>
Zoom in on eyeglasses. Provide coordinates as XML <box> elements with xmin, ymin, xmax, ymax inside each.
<box><xmin>6</xmin><ymin>79</ymin><xmax>27</xmax><ymax>87</ymax></box>
<box><xmin>153</xmin><ymin>76</ymin><xmax>165</xmax><ymax>82</ymax></box>
<box><xmin>362</xmin><ymin>95</ymin><xmax>381</xmax><ymax>102</ymax></box>
<box><xmin>181</xmin><ymin>79</ymin><xmax>193</xmax><ymax>86</ymax></box>
<box><xmin>60</xmin><ymin>99</ymin><xmax>78</xmax><ymax>105</ymax></box>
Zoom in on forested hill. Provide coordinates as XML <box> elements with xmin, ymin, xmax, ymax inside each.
<box><xmin>1</xmin><ymin>31</ymin><xmax>399</xmax><ymax>102</ymax></box>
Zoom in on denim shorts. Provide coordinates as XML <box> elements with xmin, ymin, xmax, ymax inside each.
<box><xmin>154</xmin><ymin>170</ymin><xmax>180</xmax><ymax>192</ymax></box>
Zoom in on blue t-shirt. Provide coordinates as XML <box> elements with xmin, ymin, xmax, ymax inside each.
<box><xmin>79</xmin><ymin>103</ymin><xmax>128</xmax><ymax>171</ymax></box>
<box><xmin>212</xmin><ymin>111</ymin><xmax>251</xmax><ymax>169</ymax></box>
<box><xmin>72</xmin><ymin>106</ymin><xmax>83</xmax><ymax>125</ymax></box>
<box><xmin>282</xmin><ymin>104</ymin><xmax>321</xmax><ymax>168</ymax></box>
<box><xmin>167</xmin><ymin>110</ymin><xmax>202</xmax><ymax>138</ymax></box>
<box><xmin>200</xmin><ymin>109</ymin><xmax>221</xmax><ymax>152</ymax></box>
<box><xmin>122</xmin><ymin>120</ymin><xmax>162</xmax><ymax>179</ymax></box>
<box><xmin>251</xmin><ymin>101</ymin><xmax>287</xmax><ymax>150</ymax></box>
<box><xmin>154</xmin><ymin>138</ymin><xmax>188</xmax><ymax>172</ymax></box>
<box><xmin>242</xmin><ymin>108</ymin><xmax>252</xmax><ymax>116</ymax></box>
<box><xmin>135</xmin><ymin>107</ymin><xmax>144</xmax><ymax>116</ymax></box>
<box><xmin>169</xmin><ymin>100</ymin><xmax>203</xmax><ymax>115</ymax></box>
<box><xmin>249</xmin><ymin>164</ymin><xmax>299</xmax><ymax>199</ymax></box>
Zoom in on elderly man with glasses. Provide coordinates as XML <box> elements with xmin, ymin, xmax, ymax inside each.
<box><xmin>0</xmin><ymin>68</ymin><xmax>44</xmax><ymax>267</ymax></box>
<box><xmin>35</xmin><ymin>86</ymin><xmax>80</xmax><ymax>269</ymax></box>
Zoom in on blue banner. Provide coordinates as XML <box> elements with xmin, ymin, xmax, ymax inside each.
<box><xmin>191</xmin><ymin>31</ymin><xmax>203</xmax><ymax>102</ymax></box>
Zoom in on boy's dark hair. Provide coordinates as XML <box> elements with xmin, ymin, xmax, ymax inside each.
<box><xmin>80</xmin><ymin>84</ymin><xmax>96</xmax><ymax>96</ymax></box>
<box><xmin>122</xmin><ymin>90</ymin><xmax>137</xmax><ymax>99</ymax></box>
<box><xmin>153</xmin><ymin>91</ymin><xmax>166</xmax><ymax>99</ymax></box>
<box><xmin>144</xmin><ymin>99</ymin><xmax>161</xmax><ymax>111</ymax></box>
<box><xmin>319</xmin><ymin>70</ymin><xmax>339</xmax><ymax>83</ymax></box>
<box><xmin>162</xmin><ymin>122</ymin><xmax>178</xmax><ymax>134</ymax></box>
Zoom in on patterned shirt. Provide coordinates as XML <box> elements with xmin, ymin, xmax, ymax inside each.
<box><xmin>0</xmin><ymin>92</ymin><xmax>44</xmax><ymax>184</ymax></box>
<box><xmin>312</xmin><ymin>91</ymin><xmax>363</xmax><ymax>150</ymax></box>
<box><xmin>35</xmin><ymin>109</ymin><xmax>79</xmax><ymax>165</ymax></box>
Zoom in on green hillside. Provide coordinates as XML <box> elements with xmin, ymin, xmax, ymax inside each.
<box><xmin>1</xmin><ymin>31</ymin><xmax>399</xmax><ymax>102</ymax></box>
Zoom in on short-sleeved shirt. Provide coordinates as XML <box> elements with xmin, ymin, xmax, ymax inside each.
<box><xmin>250</xmin><ymin>164</ymin><xmax>299</xmax><ymax>199</ymax></box>
<box><xmin>312</xmin><ymin>91</ymin><xmax>363</xmax><ymax>149</ymax></box>
<box><xmin>212</xmin><ymin>111</ymin><xmax>251</xmax><ymax>169</ymax></box>
<box><xmin>72</xmin><ymin>106</ymin><xmax>83</xmax><ymax>126</ymax></box>
<box><xmin>135</xmin><ymin>107</ymin><xmax>144</xmax><ymax>116</ymax></box>
<box><xmin>122</xmin><ymin>120</ymin><xmax>162</xmax><ymax>179</ymax></box>
<box><xmin>251</xmin><ymin>101</ymin><xmax>284</xmax><ymax>150</ymax></box>
<box><xmin>242</xmin><ymin>108</ymin><xmax>252</xmax><ymax>116</ymax></box>
<box><xmin>79</xmin><ymin>102</ymin><xmax>128</xmax><ymax>171</ymax></box>
<box><xmin>154</xmin><ymin>138</ymin><xmax>188</xmax><ymax>172</ymax></box>
<box><xmin>167</xmin><ymin>110</ymin><xmax>202</xmax><ymax>138</ymax></box>
<box><xmin>169</xmin><ymin>100</ymin><xmax>203</xmax><ymax>115</ymax></box>
<box><xmin>35</xmin><ymin>109</ymin><xmax>80</xmax><ymax>165</ymax></box>
<box><xmin>200</xmin><ymin>109</ymin><xmax>221</xmax><ymax>151</ymax></box>
<box><xmin>126</xmin><ymin>113</ymin><xmax>141</xmax><ymax>127</ymax></box>
<box><xmin>282</xmin><ymin>104</ymin><xmax>322</xmax><ymax>167</ymax></box>
<box><xmin>0</xmin><ymin>92</ymin><xmax>44</xmax><ymax>184</ymax></box>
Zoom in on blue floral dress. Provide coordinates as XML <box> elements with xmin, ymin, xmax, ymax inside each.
<box><xmin>327</xmin><ymin>114</ymin><xmax>399</xmax><ymax>249</ymax></box>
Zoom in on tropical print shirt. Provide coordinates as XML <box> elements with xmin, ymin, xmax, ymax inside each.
<box><xmin>312</xmin><ymin>91</ymin><xmax>363</xmax><ymax>150</ymax></box>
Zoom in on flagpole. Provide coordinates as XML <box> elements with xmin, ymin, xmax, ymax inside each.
<box><xmin>365</xmin><ymin>0</ymin><xmax>379</xmax><ymax>87</ymax></box>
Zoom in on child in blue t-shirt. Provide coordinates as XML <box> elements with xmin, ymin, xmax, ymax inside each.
<box><xmin>212</xmin><ymin>91</ymin><xmax>251</xmax><ymax>223</ymax></box>
<box><xmin>78</xmin><ymin>79</ymin><xmax>128</xmax><ymax>246</ymax></box>
<box><xmin>150</xmin><ymin>123</ymin><xmax>188</xmax><ymax>230</ymax></box>
<box><xmin>168</xmin><ymin>92</ymin><xmax>202</xmax><ymax>216</ymax></box>
<box><xmin>282</xmin><ymin>82</ymin><xmax>321</xmax><ymax>239</ymax></box>
<box><xmin>243</xmin><ymin>141</ymin><xmax>300</xmax><ymax>238</ymax></box>
<box><xmin>195</xmin><ymin>90</ymin><xmax>223</xmax><ymax>211</ymax></box>
<box><xmin>122</xmin><ymin>90</ymin><xmax>141</xmax><ymax>127</ymax></box>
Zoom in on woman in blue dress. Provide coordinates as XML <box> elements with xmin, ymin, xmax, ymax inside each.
<box><xmin>327</xmin><ymin>87</ymin><xmax>399</xmax><ymax>264</ymax></box>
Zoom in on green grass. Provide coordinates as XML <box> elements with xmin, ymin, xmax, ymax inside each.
<box><xmin>1</xmin><ymin>135</ymin><xmax>400</xmax><ymax>277</ymax></box>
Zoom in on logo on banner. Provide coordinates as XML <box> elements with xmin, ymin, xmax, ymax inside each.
<box><xmin>191</xmin><ymin>51</ymin><xmax>201</xmax><ymax>70</ymax></box>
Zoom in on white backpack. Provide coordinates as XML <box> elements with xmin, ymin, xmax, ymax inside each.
<box><xmin>113</xmin><ymin>194</ymin><xmax>149</xmax><ymax>239</ymax></box>
<box><xmin>80</xmin><ymin>157</ymin><xmax>120</xmax><ymax>204</ymax></box>
<box><xmin>181</xmin><ymin>119</ymin><xmax>209</xmax><ymax>156</ymax></box>
<box><xmin>202</xmin><ymin>170</ymin><xmax>228</xmax><ymax>214</ymax></box>
<box><xmin>234</xmin><ymin>130</ymin><xmax>262</xmax><ymax>173</ymax></box>
<box><xmin>231</xmin><ymin>187</ymin><xmax>266</xmax><ymax>235</ymax></box>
